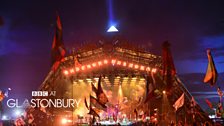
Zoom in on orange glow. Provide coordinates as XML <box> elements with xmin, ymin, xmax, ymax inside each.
<box><xmin>81</xmin><ymin>66</ymin><xmax>85</xmax><ymax>70</ymax></box>
<box><xmin>87</xmin><ymin>64</ymin><xmax>91</xmax><ymax>68</ymax></box>
<box><xmin>118</xmin><ymin>85</ymin><xmax>123</xmax><ymax>102</ymax></box>
<box><xmin>62</xmin><ymin>58</ymin><xmax>159</xmax><ymax>76</ymax></box>
<box><xmin>134</xmin><ymin>65</ymin><xmax>139</xmax><ymax>69</ymax></box>
<box><xmin>69</xmin><ymin>69</ymin><xmax>74</xmax><ymax>73</ymax></box>
<box><xmin>92</xmin><ymin>63</ymin><xmax>96</xmax><ymax>67</ymax></box>
<box><xmin>140</xmin><ymin>66</ymin><xmax>145</xmax><ymax>71</ymax></box>
<box><xmin>61</xmin><ymin>118</ymin><xmax>67</xmax><ymax>124</ymax></box>
<box><xmin>98</xmin><ymin>61</ymin><xmax>102</xmax><ymax>66</ymax></box>
<box><xmin>128</xmin><ymin>63</ymin><xmax>133</xmax><ymax>68</ymax></box>
<box><xmin>75</xmin><ymin>67</ymin><xmax>80</xmax><ymax>72</ymax></box>
<box><xmin>123</xmin><ymin>62</ymin><xmax>127</xmax><ymax>66</ymax></box>
<box><xmin>146</xmin><ymin>67</ymin><xmax>151</xmax><ymax>72</ymax></box>
<box><xmin>152</xmin><ymin>68</ymin><xmax>157</xmax><ymax>73</ymax></box>
<box><xmin>111</xmin><ymin>59</ymin><xmax>116</xmax><ymax>64</ymax></box>
<box><xmin>64</xmin><ymin>70</ymin><xmax>69</xmax><ymax>75</ymax></box>
<box><xmin>117</xmin><ymin>61</ymin><xmax>121</xmax><ymax>65</ymax></box>
<box><xmin>104</xmin><ymin>59</ymin><xmax>108</xmax><ymax>64</ymax></box>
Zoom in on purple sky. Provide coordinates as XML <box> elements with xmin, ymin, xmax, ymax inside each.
<box><xmin>0</xmin><ymin>0</ymin><xmax>224</xmax><ymax>109</ymax></box>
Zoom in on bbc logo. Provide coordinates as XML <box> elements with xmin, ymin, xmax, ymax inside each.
<box><xmin>32</xmin><ymin>91</ymin><xmax>48</xmax><ymax>96</ymax></box>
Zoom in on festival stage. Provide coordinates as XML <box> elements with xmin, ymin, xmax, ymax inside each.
<box><xmin>27</xmin><ymin>15</ymin><xmax>212</xmax><ymax>125</ymax></box>
<box><xmin>2</xmin><ymin>39</ymin><xmax>211</xmax><ymax>126</ymax></box>
<box><xmin>29</xmin><ymin>38</ymin><xmax>210</xmax><ymax>126</ymax></box>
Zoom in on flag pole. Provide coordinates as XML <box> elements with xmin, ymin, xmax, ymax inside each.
<box><xmin>175</xmin><ymin>110</ymin><xmax>177</xmax><ymax>124</ymax></box>
<box><xmin>192</xmin><ymin>102</ymin><xmax>195</xmax><ymax>123</ymax></box>
<box><xmin>148</xmin><ymin>102</ymin><xmax>150</xmax><ymax>119</ymax></box>
<box><xmin>184</xmin><ymin>102</ymin><xmax>187</xmax><ymax>125</ymax></box>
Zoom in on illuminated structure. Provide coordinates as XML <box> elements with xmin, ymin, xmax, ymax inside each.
<box><xmin>39</xmin><ymin>38</ymin><xmax>211</xmax><ymax>125</ymax></box>
<box><xmin>107</xmin><ymin>26</ymin><xmax>119</xmax><ymax>32</ymax></box>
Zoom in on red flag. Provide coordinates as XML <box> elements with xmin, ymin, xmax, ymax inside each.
<box><xmin>134</xmin><ymin>108</ymin><xmax>138</xmax><ymax>119</ymax></box>
<box><xmin>0</xmin><ymin>90</ymin><xmax>5</xmax><ymax>101</ymax></box>
<box><xmin>144</xmin><ymin>89</ymin><xmax>156</xmax><ymax>103</ymax></box>
<box><xmin>203</xmin><ymin>49</ymin><xmax>218</xmax><ymax>86</ymax></box>
<box><xmin>74</xmin><ymin>55</ymin><xmax>81</xmax><ymax>67</ymax></box>
<box><xmin>96</xmin><ymin>76</ymin><xmax>109</xmax><ymax>105</ymax></box>
<box><xmin>145</xmin><ymin>75</ymin><xmax>152</xmax><ymax>98</ymax></box>
<box><xmin>205</xmin><ymin>99</ymin><xmax>213</xmax><ymax>108</ymax></box>
<box><xmin>162</xmin><ymin>41</ymin><xmax>176</xmax><ymax>91</ymax></box>
<box><xmin>113</xmin><ymin>113</ymin><xmax>117</xmax><ymax>122</ymax></box>
<box><xmin>90</xmin><ymin>95</ymin><xmax>107</xmax><ymax>112</ymax></box>
<box><xmin>217</xmin><ymin>87</ymin><xmax>223</xmax><ymax>101</ymax></box>
<box><xmin>217</xmin><ymin>87</ymin><xmax>223</xmax><ymax>97</ymax></box>
<box><xmin>91</xmin><ymin>83</ymin><xmax>98</xmax><ymax>94</ymax></box>
<box><xmin>145</xmin><ymin>73</ymin><xmax>156</xmax><ymax>103</ymax></box>
<box><xmin>51</xmin><ymin>61</ymin><xmax>60</xmax><ymax>71</ymax></box>
<box><xmin>84</xmin><ymin>97</ymin><xmax>89</xmax><ymax>110</ymax></box>
<box><xmin>51</xmin><ymin>14</ymin><xmax>66</xmax><ymax>65</ymax></box>
<box><xmin>173</xmin><ymin>93</ymin><xmax>184</xmax><ymax>111</ymax></box>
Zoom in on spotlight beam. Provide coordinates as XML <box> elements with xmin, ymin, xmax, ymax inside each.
<box><xmin>107</xmin><ymin>0</ymin><xmax>118</xmax><ymax>32</ymax></box>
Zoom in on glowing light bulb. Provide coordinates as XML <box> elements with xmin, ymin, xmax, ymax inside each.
<box><xmin>70</xmin><ymin>69</ymin><xmax>74</xmax><ymax>73</ymax></box>
<box><xmin>64</xmin><ymin>70</ymin><xmax>69</xmax><ymax>75</ymax></box>
<box><xmin>104</xmin><ymin>59</ymin><xmax>108</xmax><ymax>64</ymax></box>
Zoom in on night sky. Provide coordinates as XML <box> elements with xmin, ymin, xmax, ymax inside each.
<box><xmin>1</xmin><ymin>0</ymin><xmax>224</xmax><ymax>110</ymax></box>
